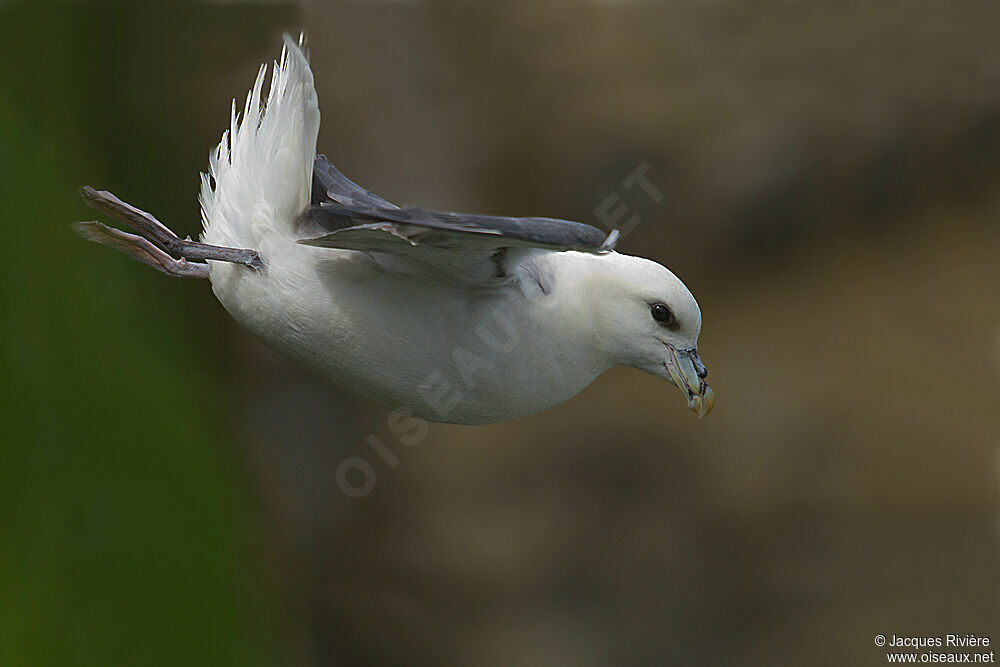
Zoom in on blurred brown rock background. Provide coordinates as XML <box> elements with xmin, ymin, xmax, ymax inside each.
<box><xmin>1</xmin><ymin>1</ymin><xmax>996</xmax><ymax>666</ymax></box>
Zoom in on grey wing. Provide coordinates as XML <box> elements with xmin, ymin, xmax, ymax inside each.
<box><xmin>301</xmin><ymin>160</ymin><xmax>617</xmax><ymax>284</ymax></box>
<box><xmin>311</xmin><ymin>154</ymin><xmax>400</xmax><ymax>211</ymax></box>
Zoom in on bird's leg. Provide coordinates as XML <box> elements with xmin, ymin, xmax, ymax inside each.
<box><xmin>77</xmin><ymin>186</ymin><xmax>263</xmax><ymax>274</ymax></box>
<box><xmin>74</xmin><ymin>221</ymin><xmax>211</xmax><ymax>278</ymax></box>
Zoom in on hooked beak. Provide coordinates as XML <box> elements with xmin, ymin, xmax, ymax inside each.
<box><xmin>663</xmin><ymin>345</ymin><xmax>715</xmax><ymax>418</ymax></box>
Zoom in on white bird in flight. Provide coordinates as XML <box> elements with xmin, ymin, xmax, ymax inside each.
<box><xmin>76</xmin><ymin>36</ymin><xmax>714</xmax><ymax>425</ymax></box>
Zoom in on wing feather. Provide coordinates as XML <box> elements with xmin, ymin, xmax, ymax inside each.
<box><xmin>302</xmin><ymin>157</ymin><xmax>618</xmax><ymax>285</ymax></box>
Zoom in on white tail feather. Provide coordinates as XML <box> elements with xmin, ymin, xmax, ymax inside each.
<box><xmin>200</xmin><ymin>35</ymin><xmax>319</xmax><ymax>250</ymax></box>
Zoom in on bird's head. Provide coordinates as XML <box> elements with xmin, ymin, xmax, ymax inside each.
<box><xmin>579</xmin><ymin>252</ymin><xmax>715</xmax><ymax>418</ymax></box>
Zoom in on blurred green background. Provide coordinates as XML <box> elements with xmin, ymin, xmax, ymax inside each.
<box><xmin>1</xmin><ymin>2</ymin><xmax>997</xmax><ymax>666</ymax></box>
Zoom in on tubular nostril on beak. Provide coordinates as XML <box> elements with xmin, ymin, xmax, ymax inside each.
<box><xmin>691</xmin><ymin>351</ymin><xmax>708</xmax><ymax>379</ymax></box>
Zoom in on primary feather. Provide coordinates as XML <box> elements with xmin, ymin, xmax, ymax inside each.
<box><xmin>178</xmin><ymin>36</ymin><xmax>712</xmax><ymax>424</ymax></box>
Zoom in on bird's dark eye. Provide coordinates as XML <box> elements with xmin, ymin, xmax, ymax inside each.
<box><xmin>650</xmin><ymin>303</ymin><xmax>674</xmax><ymax>325</ymax></box>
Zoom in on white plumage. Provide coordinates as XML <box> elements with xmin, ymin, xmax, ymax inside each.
<box><xmin>79</xmin><ymin>36</ymin><xmax>714</xmax><ymax>424</ymax></box>
<box><xmin>201</xmin><ymin>37</ymin><xmax>319</xmax><ymax>251</ymax></box>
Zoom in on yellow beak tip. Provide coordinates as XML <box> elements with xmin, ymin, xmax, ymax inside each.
<box><xmin>694</xmin><ymin>386</ymin><xmax>716</xmax><ymax>418</ymax></box>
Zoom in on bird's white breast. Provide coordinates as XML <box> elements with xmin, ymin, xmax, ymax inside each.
<box><xmin>209</xmin><ymin>240</ymin><xmax>607</xmax><ymax>424</ymax></box>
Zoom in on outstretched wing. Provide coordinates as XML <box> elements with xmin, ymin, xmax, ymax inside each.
<box><xmin>301</xmin><ymin>156</ymin><xmax>618</xmax><ymax>284</ymax></box>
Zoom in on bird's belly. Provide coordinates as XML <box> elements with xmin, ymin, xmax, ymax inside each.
<box><xmin>209</xmin><ymin>249</ymin><xmax>602</xmax><ymax>424</ymax></box>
